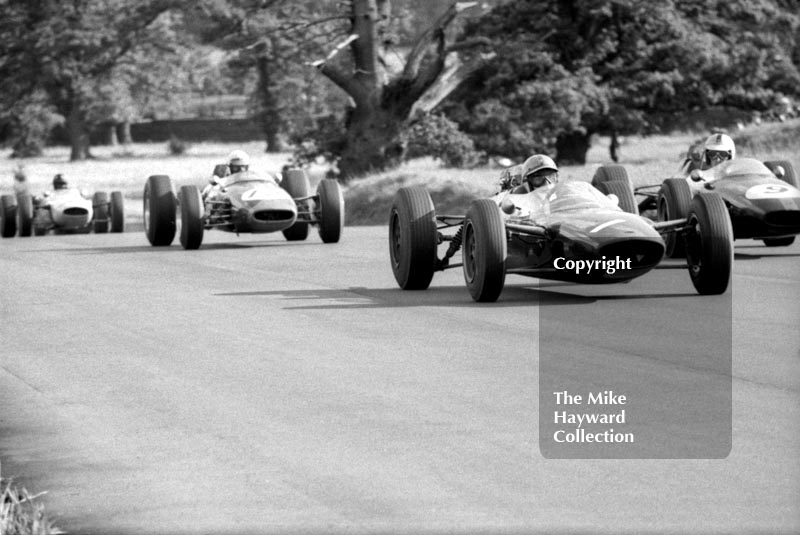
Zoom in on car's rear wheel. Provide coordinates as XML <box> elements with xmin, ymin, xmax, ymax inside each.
<box><xmin>1</xmin><ymin>194</ymin><xmax>17</xmax><ymax>238</ymax></box>
<box><xmin>317</xmin><ymin>179</ymin><xmax>343</xmax><ymax>243</ymax></box>
<box><xmin>596</xmin><ymin>180</ymin><xmax>637</xmax><ymax>214</ymax></box>
<box><xmin>389</xmin><ymin>186</ymin><xmax>438</xmax><ymax>290</ymax></box>
<box><xmin>462</xmin><ymin>199</ymin><xmax>507</xmax><ymax>302</ymax></box>
<box><xmin>281</xmin><ymin>168</ymin><xmax>310</xmax><ymax>241</ymax></box>
<box><xmin>16</xmin><ymin>194</ymin><xmax>33</xmax><ymax>237</ymax></box>
<box><xmin>591</xmin><ymin>165</ymin><xmax>630</xmax><ymax>188</ymax></box>
<box><xmin>110</xmin><ymin>191</ymin><xmax>125</xmax><ymax>233</ymax></box>
<box><xmin>658</xmin><ymin>178</ymin><xmax>693</xmax><ymax>258</ymax></box>
<box><xmin>92</xmin><ymin>192</ymin><xmax>109</xmax><ymax>233</ymax></box>
<box><xmin>143</xmin><ymin>175</ymin><xmax>176</xmax><ymax>246</ymax></box>
<box><xmin>762</xmin><ymin>236</ymin><xmax>795</xmax><ymax>247</ymax></box>
<box><xmin>764</xmin><ymin>160</ymin><xmax>799</xmax><ymax>188</ymax></box>
<box><xmin>178</xmin><ymin>185</ymin><xmax>204</xmax><ymax>250</ymax></box>
<box><xmin>685</xmin><ymin>192</ymin><xmax>733</xmax><ymax>295</ymax></box>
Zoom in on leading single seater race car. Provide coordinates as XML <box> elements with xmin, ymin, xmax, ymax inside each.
<box><xmin>633</xmin><ymin>155</ymin><xmax>800</xmax><ymax>255</ymax></box>
<box><xmin>1</xmin><ymin>188</ymin><xmax>124</xmax><ymax>237</ymax></box>
<box><xmin>389</xmin><ymin>165</ymin><xmax>733</xmax><ymax>302</ymax></box>
<box><xmin>143</xmin><ymin>167</ymin><xmax>343</xmax><ymax>249</ymax></box>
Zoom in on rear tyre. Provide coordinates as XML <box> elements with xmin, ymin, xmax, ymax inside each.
<box><xmin>764</xmin><ymin>160</ymin><xmax>799</xmax><ymax>188</ymax></box>
<box><xmin>597</xmin><ymin>181</ymin><xmax>637</xmax><ymax>214</ymax></box>
<box><xmin>388</xmin><ymin>186</ymin><xmax>438</xmax><ymax>290</ymax></box>
<box><xmin>762</xmin><ymin>236</ymin><xmax>795</xmax><ymax>247</ymax></box>
<box><xmin>591</xmin><ymin>165</ymin><xmax>630</xmax><ymax>188</ymax></box>
<box><xmin>143</xmin><ymin>175</ymin><xmax>176</xmax><ymax>246</ymax></box>
<box><xmin>110</xmin><ymin>191</ymin><xmax>125</xmax><ymax>233</ymax></box>
<box><xmin>178</xmin><ymin>185</ymin><xmax>204</xmax><ymax>250</ymax></box>
<box><xmin>1</xmin><ymin>194</ymin><xmax>17</xmax><ymax>238</ymax></box>
<box><xmin>281</xmin><ymin>168</ymin><xmax>310</xmax><ymax>241</ymax></box>
<box><xmin>685</xmin><ymin>192</ymin><xmax>733</xmax><ymax>295</ymax></box>
<box><xmin>317</xmin><ymin>179</ymin><xmax>344</xmax><ymax>243</ymax></box>
<box><xmin>16</xmin><ymin>194</ymin><xmax>33</xmax><ymax>237</ymax></box>
<box><xmin>658</xmin><ymin>178</ymin><xmax>693</xmax><ymax>258</ymax></box>
<box><xmin>93</xmin><ymin>192</ymin><xmax>109</xmax><ymax>233</ymax></box>
<box><xmin>462</xmin><ymin>199</ymin><xmax>507</xmax><ymax>302</ymax></box>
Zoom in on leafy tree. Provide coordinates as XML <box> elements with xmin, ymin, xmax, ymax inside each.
<box><xmin>445</xmin><ymin>0</ymin><xmax>800</xmax><ymax>164</ymax></box>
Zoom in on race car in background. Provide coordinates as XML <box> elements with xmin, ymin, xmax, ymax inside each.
<box><xmin>143</xmin><ymin>167</ymin><xmax>343</xmax><ymax>249</ymax></box>
<box><xmin>632</xmin><ymin>156</ymin><xmax>800</xmax><ymax>255</ymax></box>
<box><xmin>389</xmin><ymin>165</ymin><xmax>733</xmax><ymax>302</ymax></box>
<box><xmin>1</xmin><ymin>187</ymin><xmax>124</xmax><ymax>237</ymax></box>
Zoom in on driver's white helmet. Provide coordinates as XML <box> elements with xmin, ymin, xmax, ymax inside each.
<box><xmin>703</xmin><ymin>133</ymin><xmax>735</xmax><ymax>167</ymax></box>
<box><xmin>227</xmin><ymin>150</ymin><xmax>250</xmax><ymax>172</ymax></box>
<box><xmin>521</xmin><ymin>154</ymin><xmax>559</xmax><ymax>189</ymax></box>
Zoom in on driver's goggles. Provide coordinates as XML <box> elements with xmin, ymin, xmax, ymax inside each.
<box><xmin>706</xmin><ymin>150</ymin><xmax>730</xmax><ymax>161</ymax></box>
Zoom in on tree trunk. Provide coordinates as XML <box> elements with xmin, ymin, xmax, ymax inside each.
<box><xmin>256</xmin><ymin>55</ymin><xmax>282</xmax><ymax>152</ymax></box>
<box><xmin>119</xmin><ymin>121</ymin><xmax>132</xmax><ymax>145</ymax></box>
<box><xmin>339</xmin><ymin>104</ymin><xmax>405</xmax><ymax>178</ymax></box>
<box><xmin>555</xmin><ymin>131</ymin><xmax>591</xmax><ymax>165</ymax></box>
<box><xmin>107</xmin><ymin>123</ymin><xmax>119</xmax><ymax>146</ymax></box>
<box><xmin>66</xmin><ymin>108</ymin><xmax>92</xmax><ymax>161</ymax></box>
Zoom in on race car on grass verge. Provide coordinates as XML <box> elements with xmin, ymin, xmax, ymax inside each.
<box><xmin>143</xmin><ymin>167</ymin><xmax>343</xmax><ymax>249</ymax></box>
<box><xmin>389</xmin><ymin>165</ymin><xmax>733</xmax><ymax>302</ymax></box>
<box><xmin>1</xmin><ymin>188</ymin><xmax>124</xmax><ymax>238</ymax></box>
<box><xmin>630</xmin><ymin>156</ymin><xmax>800</xmax><ymax>256</ymax></box>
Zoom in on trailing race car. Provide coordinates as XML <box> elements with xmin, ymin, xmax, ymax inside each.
<box><xmin>0</xmin><ymin>188</ymin><xmax>124</xmax><ymax>238</ymax></box>
<box><xmin>389</xmin><ymin>165</ymin><xmax>733</xmax><ymax>302</ymax></box>
<box><xmin>143</xmin><ymin>167</ymin><xmax>343</xmax><ymax>249</ymax></box>
<box><xmin>633</xmin><ymin>157</ymin><xmax>800</xmax><ymax>255</ymax></box>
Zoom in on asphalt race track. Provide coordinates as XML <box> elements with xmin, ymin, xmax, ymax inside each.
<box><xmin>1</xmin><ymin>226</ymin><xmax>799</xmax><ymax>534</ymax></box>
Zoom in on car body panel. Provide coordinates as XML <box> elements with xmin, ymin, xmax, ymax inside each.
<box><xmin>35</xmin><ymin>188</ymin><xmax>94</xmax><ymax>232</ymax></box>
<box><xmin>205</xmin><ymin>171</ymin><xmax>298</xmax><ymax>233</ymax></box>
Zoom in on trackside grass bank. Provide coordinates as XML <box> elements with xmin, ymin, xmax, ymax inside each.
<box><xmin>1</xmin><ymin>462</ymin><xmax>62</xmax><ymax>535</ymax></box>
<box><xmin>1</xmin><ymin>121</ymin><xmax>798</xmax><ymax>229</ymax></box>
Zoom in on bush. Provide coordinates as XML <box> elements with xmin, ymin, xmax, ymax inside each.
<box><xmin>167</xmin><ymin>135</ymin><xmax>189</xmax><ymax>155</ymax></box>
<box><xmin>403</xmin><ymin>114</ymin><xmax>483</xmax><ymax>168</ymax></box>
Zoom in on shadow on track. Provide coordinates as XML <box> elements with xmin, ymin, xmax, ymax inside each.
<box><xmin>25</xmin><ymin>240</ymin><xmax>318</xmax><ymax>254</ymax></box>
<box><xmin>215</xmin><ymin>284</ymin><xmax>697</xmax><ymax>310</ymax></box>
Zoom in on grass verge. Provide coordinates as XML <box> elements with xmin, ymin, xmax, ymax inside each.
<box><xmin>1</xmin><ymin>462</ymin><xmax>62</xmax><ymax>535</ymax></box>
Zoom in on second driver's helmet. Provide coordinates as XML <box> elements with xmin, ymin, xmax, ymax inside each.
<box><xmin>53</xmin><ymin>174</ymin><xmax>68</xmax><ymax>190</ymax></box>
<box><xmin>521</xmin><ymin>154</ymin><xmax>559</xmax><ymax>190</ymax></box>
<box><xmin>227</xmin><ymin>150</ymin><xmax>250</xmax><ymax>174</ymax></box>
<box><xmin>703</xmin><ymin>133</ymin><xmax>736</xmax><ymax>167</ymax></box>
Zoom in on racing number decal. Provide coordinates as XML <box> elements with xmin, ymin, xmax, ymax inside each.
<box><xmin>242</xmin><ymin>188</ymin><xmax>269</xmax><ymax>201</ymax></box>
<box><xmin>745</xmin><ymin>183</ymin><xmax>800</xmax><ymax>200</ymax></box>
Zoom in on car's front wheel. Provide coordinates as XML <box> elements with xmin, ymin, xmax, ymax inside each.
<box><xmin>178</xmin><ymin>185</ymin><xmax>204</xmax><ymax>250</ymax></box>
<box><xmin>143</xmin><ymin>175</ymin><xmax>176</xmax><ymax>246</ymax></box>
<box><xmin>389</xmin><ymin>186</ymin><xmax>438</xmax><ymax>290</ymax></box>
<box><xmin>462</xmin><ymin>199</ymin><xmax>507</xmax><ymax>302</ymax></box>
<box><xmin>685</xmin><ymin>192</ymin><xmax>733</xmax><ymax>295</ymax></box>
<box><xmin>317</xmin><ymin>179</ymin><xmax>343</xmax><ymax>243</ymax></box>
<box><xmin>658</xmin><ymin>178</ymin><xmax>693</xmax><ymax>258</ymax></box>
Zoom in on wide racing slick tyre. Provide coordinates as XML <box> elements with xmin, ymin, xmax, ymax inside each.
<box><xmin>1</xmin><ymin>194</ymin><xmax>17</xmax><ymax>238</ymax></box>
<box><xmin>178</xmin><ymin>185</ymin><xmax>204</xmax><ymax>250</ymax></box>
<box><xmin>762</xmin><ymin>236</ymin><xmax>795</xmax><ymax>247</ymax></box>
<box><xmin>92</xmin><ymin>191</ymin><xmax>110</xmax><ymax>233</ymax></box>
<box><xmin>317</xmin><ymin>179</ymin><xmax>344</xmax><ymax>243</ymax></box>
<box><xmin>281</xmin><ymin>168</ymin><xmax>310</xmax><ymax>241</ymax></box>
<box><xmin>591</xmin><ymin>165</ymin><xmax>631</xmax><ymax>188</ymax></box>
<box><xmin>596</xmin><ymin>180</ymin><xmax>637</xmax><ymax>214</ymax></box>
<box><xmin>684</xmin><ymin>192</ymin><xmax>733</xmax><ymax>295</ymax></box>
<box><xmin>764</xmin><ymin>160</ymin><xmax>799</xmax><ymax>188</ymax></box>
<box><xmin>658</xmin><ymin>178</ymin><xmax>693</xmax><ymax>258</ymax></box>
<box><xmin>462</xmin><ymin>199</ymin><xmax>507</xmax><ymax>302</ymax></box>
<box><xmin>16</xmin><ymin>194</ymin><xmax>33</xmax><ymax>237</ymax></box>
<box><xmin>110</xmin><ymin>191</ymin><xmax>125</xmax><ymax>233</ymax></box>
<box><xmin>389</xmin><ymin>186</ymin><xmax>438</xmax><ymax>290</ymax></box>
<box><xmin>143</xmin><ymin>175</ymin><xmax>177</xmax><ymax>246</ymax></box>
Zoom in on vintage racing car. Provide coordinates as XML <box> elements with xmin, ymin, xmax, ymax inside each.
<box><xmin>1</xmin><ymin>188</ymin><xmax>124</xmax><ymax>237</ymax></box>
<box><xmin>389</xmin><ymin>165</ymin><xmax>733</xmax><ymax>302</ymax></box>
<box><xmin>632</xmin><ymin>156</ymin><xmax>800</xmax><ymax>255</ymax></box>
<box><xmin>143</xmin><ymin>167</ymin><xmax>343</xmax><ymax>249</ymax></box>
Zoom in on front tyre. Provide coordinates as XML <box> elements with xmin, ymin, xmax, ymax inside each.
<box><xmin>110</xmin><ymin>191</ymin><xmax>125</xmax><ymax>233</ymax></box>
<box><xmin>143</xmin><ymin>175</ymin><xmax>176</xmax><ymax>246</ymax></box>
<box><xmin>658</xmin><ymin>178</ymin><xmax>693</xmax><ymax>258</ymax></box>
<box><xmin>1</xmin><ymin>195</ymin><xmax>17</xmax><ymax>238</ymax></box>
<box><xmin>16</xmin><ymin>194</ymin><xmax>33</xmax><ymax>237</ymax></box>
<box><xmin>462</xmin><ymin>199</ymin><xmax>507</xmax><ymax>302</ymax></box>
<box><xmin>388</xmin><ymin>186</ymin><xmax>438</xmax><ymax>290</ymax></box>
<box><xmin>281</xmin><ymin>168</ymin><xmax>310</xmax><ymax>241</ymax></box>
<box><xmin>317</xmin><ymin>179</ymin><xmax>344</xmax><ymax>243</ymax></box>
<box><xmin>93</xmin><ymin>192</ymin><xmax>110</xmax><ymax>233</ymax></box>
<box><xmin>685</xmin><ymin>192</ymin><xmax>733</xmax><ymax>295</ymax></box>
<box><xmin>178</xmin><ymin>185</ymin><xmax>204</xmax><ymax>250</ymax></box>
<box><xmin>597</xmin><ymin>180</ymin><xmax>637</xmax><ymax>214</ymax></box>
